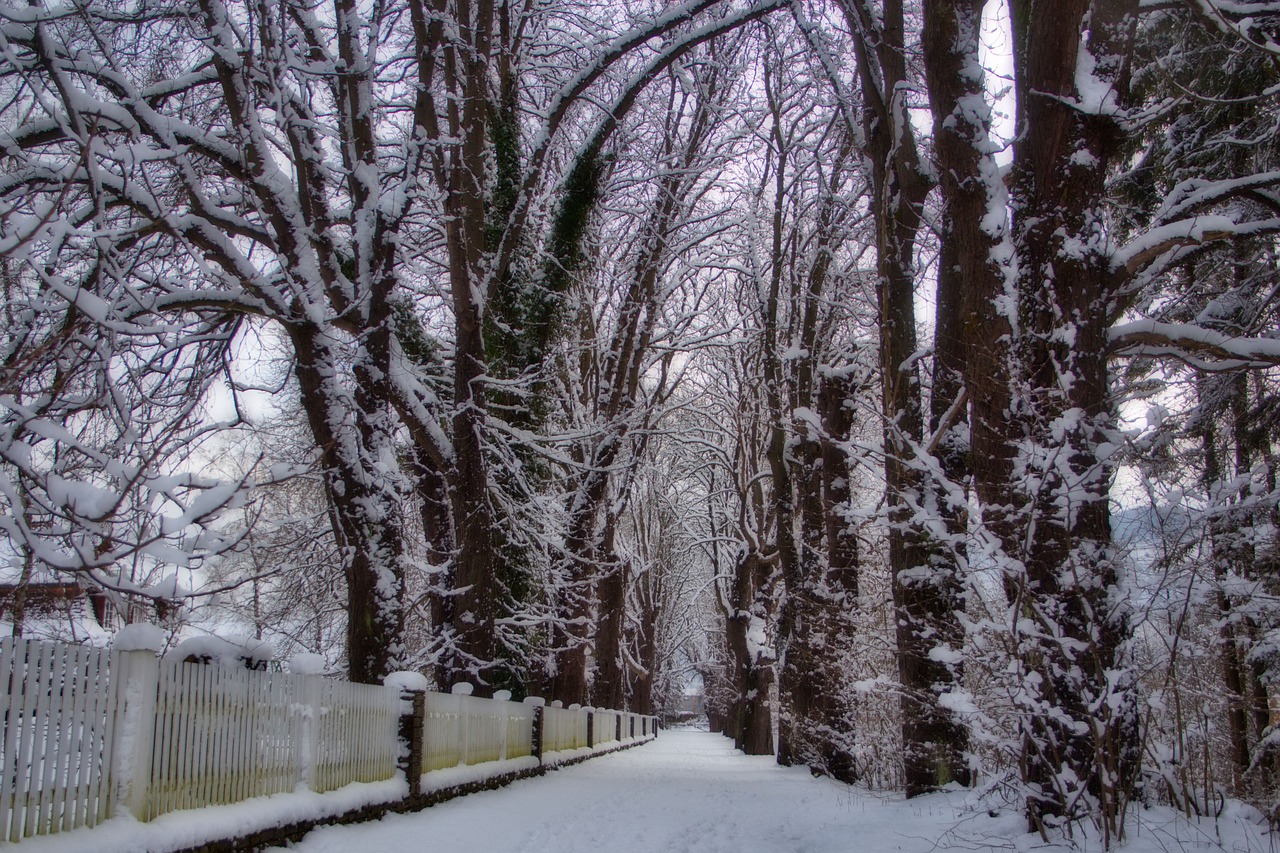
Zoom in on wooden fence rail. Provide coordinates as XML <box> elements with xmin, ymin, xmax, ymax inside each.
<box><xmin>0</xmin><ymin>635</ymin><xmax>658</xmax><ymax>844</ymax></box>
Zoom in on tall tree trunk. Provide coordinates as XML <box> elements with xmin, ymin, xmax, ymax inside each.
<box><xmin>815</xmin><ymin>376</ymin><xmax>862</xmax><ymax>783</ymax></box>
<box><xmin>1201</xmin><ymin>379</ymin><xmax>1251</xmax><ymax>787</ymax></box>
<box><xmin>550</xmin><ymin>484</ymin><xmax>600</xmax><ymax>705</ymax></box>
<box><xmin>1007</xmin><ymin>0</ymin><xmax>1139</xmax><ymax>832</ymax></box>
<box><xmin>723</xmin><ymin>549</ymin><xmax>776</xmax><ymax>755</ymax></box>
<box><xmin>917</xmin><ymin>0</ymin><xmax>1020</xmax><ymax>797</ymax></box>
<box><xmin>630</xmin><ymin>567</ymin><xmax>660</xmax><ymax>715</ymax></box>
<box><xmin>921</xmin><ymin>0</ymin><xmax>1020</xmax><ymax>627</ymax></box>
<box><xmin>759</xmin><ymin>86</ymin><xmax>801</xmax><ymax>766</ymax></box>
<box><xmin>292</xmin><ymin>324</ymin><xmax>406</xmax><ymax>685</ymax></box>
<box><xmin>444</xmin><ymin>203</ymin><xmax>499</xmax><ymax>695</ymax></box>
<box><xmin>433</xmin><ymin>2</ymin><xmax>503</xmax><ymax>692</ymax></box>
<box><xmin>592</xmin><ymin>515</ymin><xmax>628</xmax><ymax>711</ymax></box>
<box><xmin>1198</xmin><ymin>391</ymin><xmax>1249</xmax><ymax>783</ymax></box>
<box><xmin>844</xmin><ymin>0</ymin><xmax>969</xmax><ymax>795</ymax></box>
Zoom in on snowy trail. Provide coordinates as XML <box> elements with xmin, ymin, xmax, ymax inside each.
<box><xmin>274</xmin><ymin>730</ymin><xmax>1270</xmax><ymax>853</ymax></box>
<box><xmin>274</xmin><ymin>730</ymin><xmax>993</xmax><ymax>853</ymax></box>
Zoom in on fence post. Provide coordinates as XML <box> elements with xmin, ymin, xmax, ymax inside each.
<box><xmin>385</xmin><ymin>672</ymin><xmax>429</xmax><ymax>799</ymax></box>
<box><xmin>586</xmin><ymin>708</ymin><xmax>594</xmax><ymax>749</ymax></box>
<box><xmin>451</xmin><ymin>683</ymin><xmax>472</xmax><ymax>766</ymax></box>
<box><xmin>494</xmin><ymin>690</ymin><xmax>512</xmax><ymax>761</ymax></box>
<box><xmin>289</xmin><ymin>656</ymin><xmax>327</xmax><ymax>792</ymax></box>
<box><xmin>402</xmin><ymin>691</ymin><xmax>425</xmax><ymax>797</ymax></box>
<box><xmin>109</xmin><ymin>627</ymin><xmax>164</xmax><ymax>821</ymax></box>
<box><xmin>525</xmin><ymin>696</ymin><xmax>545</xmax><ymax>763</ymax></box>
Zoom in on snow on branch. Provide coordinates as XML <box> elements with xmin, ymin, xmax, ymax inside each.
<box><xmin>1151</xmin><ymin>171</ymin><xmax>1280</xmax><ymax>224</ymax></box>
<box><xmin>1108</xmin><ymin>319</ymin><xmax>1280</xmax><ymax>368</ymax></box>
<box><xmin>1110</xmin><ymin>215</ymin><xmax>1238</xmax><ymax>274</ymax></box>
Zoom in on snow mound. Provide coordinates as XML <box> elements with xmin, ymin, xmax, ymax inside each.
<box><xmin>169</xmin><ymin>634</ymin><xmax>273</xmax><ymax>668</ymax></box>
<box><xmin>113</xmin><ymin>623</ymin><xmax>167</xmax><ymax>652</ymax></box>
<box><xmin>288</xmin><ymin>653</ymin><xmax>328</xmax><ymax>675</ymax></box>
<box><xmin>384</xmin><ymin>670</ymin><xmax>430</xmax><ymax>692</ymax></box>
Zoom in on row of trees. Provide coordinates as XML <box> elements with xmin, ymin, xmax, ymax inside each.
<box><xmin>0</xmin><ymin>0</ymin><xmax>768</xmax><ymax>707</ymax></box>
<box><xmin>4</xmin><ymin>0</ymin><xmax>1280</xmax><ymax>842</ymax></box>
<box><xmin>680</xmin><ymin>0</ymin><xmax>1280</xmax><ymax>842</ymax></box>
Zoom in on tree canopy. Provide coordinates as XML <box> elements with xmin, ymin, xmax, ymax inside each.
<box><xmin>5</xmin><ymin>0</ymin><xmax>1280</xmax><ymax>842</ymax></box>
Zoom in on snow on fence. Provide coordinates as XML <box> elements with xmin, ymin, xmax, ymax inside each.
<box><xmin>146</xmin><ymin>662</ymin><xmax>401</xmax><ymax>819</ymax></box>
<box><xmin>311</xmin><ymin>677</ymin><xmax>401</xmax><ymax>793</ymax></box>
<box><xmin>541</xmin><ymin>703</ymin><xmax>589</xmax><ymax>753</ymax></box>
<box><xmin>593</xmin><ymin>710</ymin><xmax>618</xmax><ymax>746</ymax></box>
<box><xmin>0</xmin><ymin>635</ymin><xmax>658</xmax><ymax>844</ymax></box>
<box><xmin>0</xmin><ymin>638</ymin><xmax>117</xmax><ymax>842</ymax></box>
<box><xmin>421</xmin><ymin>690</ymin><xmax>536</xmax><ymax>770</ymax></box>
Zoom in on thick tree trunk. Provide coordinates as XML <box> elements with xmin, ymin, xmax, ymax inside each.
<box><xmin>773</xmin><ymin>124</ymin><xmax>856</xmax><ymax>777</ymax></box>
<box><xmin>777</xmin><ymin>378</ymin><xmax>859</xmax><ymax>780</ymax></box>
<box><xmin>411</xmin><ymin>453</ymin><xmax>457</xmax><ymax>689</ymax></box>
<box><xmin>631</xmin><ymin>578</ymin><xmax>660</xmax><ymax>715</ymax></box>
<box><xmin>444</xmin><ymin>182</ymin><xmax>498</xmax><ymax>695</ymax></box>
<box><xmin>724</xmin><ymin>550</ymin><xmax>776</xmax><ymax>755</ymax></box>
<box><xmin>759</xmin><ymin>97</ymin><xmax>802</xmax><ymax>765</ymax></box>
<box><xmin>1201</xmin><ymin>380</ymin><xmax>1252</xmax><ymax>786</ymax></box>
<box><xmin>292</xmin><ymin>324</ymin><xmax>405</xmax><ymax>685</ymax></box>
<box><xmin>815</xmin><ymin>377</ymin><xmax>861</xmax><ymax>783</ymax></box>
<box><xmin>549</xmin><ymin>499</ymin><xmax>598</xmax><ymax>705</ymax></box>
<box><xmin>921</xmin><ymin>0</ymin><xmax>1020</xmax><ymax>642</ymax></box>
<box><xmin>922</xmin><ymin>0</ymin><xmax>998</xmax><ymax>561</ymax></box>
<box><xmin>1007</xmin><ymin>0</ymin><xmax>1139</xmax><ymax>832</ymax></box>
<box><xmin>847</xmin><ymin>0</ymin><xmax>969</xmax><ymax>796</ymax></box>
<box><xmin>591</xmin><ymin>519</ymin><xmax>627</xmax><ymax>711</ymax></box>
<box><xmin>745</xmin><ymin>659</ymin><xmax>776</xmax><ymax>756</ymax></box>
<box><xmin>821</xmin><ymin>376</ymin><xmax>860</xmax><ymax>604</ymax></box>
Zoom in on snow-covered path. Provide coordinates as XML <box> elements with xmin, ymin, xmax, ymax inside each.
<box><xmin>278</xmin><ymin>729</ymin><xmax>929</xmax><ymax>853</ymax></box>
<box><xmin>275</xmin><ymin>729</ymin><xmax>1270</xmax><ymax>853</ymax></box>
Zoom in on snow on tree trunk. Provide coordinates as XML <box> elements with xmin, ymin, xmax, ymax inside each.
<box><xmin>845</xmin><ymin>0</ymin><xmax>970</xmax><ymax>796</ymax></box>
<box><xmin>1006</xmin><ymin>0</ymin><xmax>1140</xmax><ymax>836</ymax></box>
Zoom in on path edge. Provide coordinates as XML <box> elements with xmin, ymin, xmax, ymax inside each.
<box><xmin>169</xmin><ymin>737</ymin><xmax>656</xmax><ymax>853</ymax></box>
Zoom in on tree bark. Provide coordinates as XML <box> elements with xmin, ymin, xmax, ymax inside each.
<box><xmin>844</xmin><ymin>0</ymin><xmax>969</xmax><ymax>795</ymax></box>
<box><xmin>1007</xmin><ymin>0</ymin><xmax>1140</xmax><ymax>831</ymax></box>
<box><xmin>591</xmin><ymin>517</ymin><xmax>628</xmax><ymax>711</ymax></box>
<box><xmin>723</xmin><ymin>550</ymin><xmax>776</xmax><ymax>755</ymax></box>
<box><xmin>292</xmin><ymin>324</ymin><xmax>405</xmax><ymax>684</ymax></box>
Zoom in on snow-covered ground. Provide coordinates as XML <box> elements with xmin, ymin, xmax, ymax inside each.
<box><xmin>273</xmin><ymin>729</ymin><xmax>1275</xmax><ymax>853</ymax></box>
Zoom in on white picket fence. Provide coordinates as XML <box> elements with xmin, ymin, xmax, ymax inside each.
<box><xmin>146</xmin><ymin>662</ymin><xmax>400</xmax><ymax>819</ymax></box>
<box><xmin>0</xmin><ymin>639</ymin><xmax>117</xmax><ymax>842</ymax></box>
<box><xmin>0</xmin><ymin>636</ymin><xmax>659</xmax><ymax>845</ymax></box>
<box><xmin>542</xmin><ymin>703</ymin><xmax>589</xmax><ymax>753</ymax></box>
<box><xmin>422</xmin><ymin>692</ymin><xmax>536</xmax><ymax>771</ymax></box>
